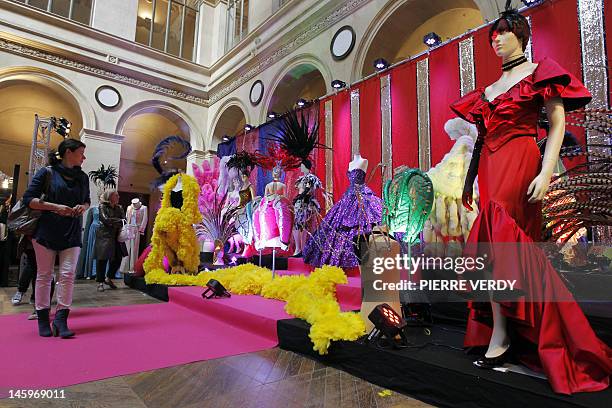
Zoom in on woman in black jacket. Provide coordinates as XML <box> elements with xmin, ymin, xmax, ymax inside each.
<box><xmin>94</xmin><ymin>190</ymin><xmax>125</xmax><ymax>292</ymax></box>
<box><xmin>23</xmin><ymin>138</ymin><xmax>90</xmax><ymax>338</ymax></box>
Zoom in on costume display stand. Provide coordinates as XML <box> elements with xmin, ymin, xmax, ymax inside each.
<box><xmin>123</xmin><ymin>198</ymin><xmax>148</xmax><ymax>273</ymax></box>
<box><xmin>253</xmin><ymin>164</ymin><xmax>293</xmax><ymax>277</ymax></box>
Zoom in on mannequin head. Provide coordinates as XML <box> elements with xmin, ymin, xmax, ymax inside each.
<box><xmin>240</xmin><ymin>169</ymin><xmax>250</xmax><ymax>183</ymax></box>
<box><xmin>300</xmin><ymin>162</ymin><xmax>311</xmax><ymax>175</ymax></box>
<box><xmin>272</xmin><ymin>163</ymin><xmax>282</xmax><ymax>180</ymax></box>
<box><xmin>102</xmin><ymin>190</ymin><xmax>119</xmax><ymax>207</ymax></box>
<box><xmin>232</xmin><ymin>176</ymin><xmax>242</xmax><ymax>191</ymax></box>
<box><xmin>489</xmin><ymin>11</ymin><xmax>530</xmax><ymax>58</ymax></box>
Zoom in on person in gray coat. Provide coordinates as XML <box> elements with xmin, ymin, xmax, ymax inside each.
<box><xmin>94</xmin><ymin>190</ymin><xmax>125</xmax><ymax>292</ymax></box>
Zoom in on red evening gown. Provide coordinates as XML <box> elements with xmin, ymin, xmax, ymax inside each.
<box><xmin>450</xmin><ymin>57</ymin><xmax>612</xmax><ymax>394</ymax></box>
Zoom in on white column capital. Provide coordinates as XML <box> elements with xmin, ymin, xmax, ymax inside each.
<box><xmin>80</xmin><ymin>129</ymin><xmax>125</xmax><ymax>144</ymax></box>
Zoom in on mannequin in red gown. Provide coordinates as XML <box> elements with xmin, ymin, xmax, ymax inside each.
<box><xmin>450</xmin><ymin>9</ymin><xmax>612</xmax><ymax>394</ymax></box>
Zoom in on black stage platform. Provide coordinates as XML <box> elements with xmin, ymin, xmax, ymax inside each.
<box><xmin>278</xmin><ymin>316</ymin><xmax>612</xmax><ymax>408</ymax></box>
<box><xmin>123</xmin><ymin>274</ymin><xmax>169</xmax><ymax>302</ymax></box>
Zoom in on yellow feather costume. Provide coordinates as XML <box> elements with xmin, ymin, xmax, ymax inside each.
<box><xmin>144</xmin><ymin>174</ymin><xmax>202</xmax><ymax>276</ymax></box>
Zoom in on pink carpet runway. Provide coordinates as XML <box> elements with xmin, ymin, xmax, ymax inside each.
<box><xmin>0</xmin><ymin>260</ymin><xmax>361</xmax><ymax>397</ymax></box>
<box><xmin>0</xmin><ymin>294</ymin><xmax>279</xmax><ymax>397</ymax></box>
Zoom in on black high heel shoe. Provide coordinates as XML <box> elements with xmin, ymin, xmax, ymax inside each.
<box><xmin>473</xmin><ymin>345</ymin><xmax>512</xmax><ymax>369</ymax></box>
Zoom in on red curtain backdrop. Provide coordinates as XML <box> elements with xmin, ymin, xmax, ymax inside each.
<box><xmin>473</xmin><ymin>29</ymin><xmax>499</xmax><ymax>89</ymax></box>
<box><xmin>221</xmin><ymin>0</ymin><xmax>597</xmax><ymax>194</ymax></box>
<box><xmin>529</xmin><ymin>0</ymin><xmax>586</xmax><ymax>168</ymax></box>
<box><xmin>529</xmin><ymin>0</ymin><xmax>583</xmax><ymax>78</ymax></box>
<box><xmin>390</xmin><ymin>60</ymin><xmax>419</xmax><ymax>170</ymax></box>
<box><xmin>331</xmin><ymin>90</ymin><xmax>352</xmax><ymax>200</ymax></box>
<box><xmin>315</xmin><ymin>98</ymin><xmax>328</xmax><ymax>196</ymax></box>
<box><xmin>358</xmin><ymin>76</ymin><xmax>383</xmax><ymax>195</ymax></box>
<box><xmin>429</xmin><ymin>41</ymin><xmax>461</xmax><ymax>167</ymax></box>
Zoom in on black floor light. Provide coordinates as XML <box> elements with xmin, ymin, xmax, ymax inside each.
<box><xmin>201</xmin><ymin>279</ymin><xmax>231</xmax><ymax>299</ymax></box>
<box><xmin>366</xmin><ymin>303</ymin><xmax>408</xmax><ymax>348</ymax></box>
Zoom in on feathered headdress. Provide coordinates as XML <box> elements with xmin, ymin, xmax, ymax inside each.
<box><xmin>226</xmin><ymin>151</ymin><xmax>258</xmax><ymax>175</ymax></box>
<box><xmin>253</xmin><ymin>144</ymin><xmax>302</xmax><ymax>171</ymax></box>
<box><xmin>150</xmin><ymin>135</ymin><xmax>192</xmax><ymax>189</ymax></box>
<box><xmin>262</xmin><ymin>108</ymin><xmax>327</xmax><ymax>167</ymax></box>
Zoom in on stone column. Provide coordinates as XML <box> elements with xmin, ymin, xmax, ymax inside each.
<box><xmin>80</xmin><ymin>129</ymin><xmax>124</xmax><ymax>207</ymax></box>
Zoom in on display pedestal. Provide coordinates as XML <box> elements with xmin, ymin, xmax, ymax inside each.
<box><xmin>253</xmin><ymin>254</ymin><xmax>288</xmax><ymax>270</ymax></box>
<box><xmin>277</xmin><ymin>317</ymin><xmax>612</xmax><ymax>408</ymax></box>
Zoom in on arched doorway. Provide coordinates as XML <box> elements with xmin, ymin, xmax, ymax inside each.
<box><xmin>211</xmin><ymin>104</ymin><xmax>247</xmax><ymax>150</ymax></box>
<box><xmin>359</xmin><ymin>0</ymin><xmax>483</xmax><ymax>78</ymax></box>
<box><xmin>118</xmin><ymin>109</ymin><xmax>192</xmax><ymax>245</ymax></box>
<box><xmin>119</xmin><ymin>110</ymin><xmax>191</xmax><ymax>194</ymax></box>
<box><xmin>0</xmin><ymin>77</ymin><xmax>83</xmax><ymax>198</ymax></box>
<box><xmin>266</xmin><ymin>63</ymin><xmax>327</xmax><ymax>117</ymax></box>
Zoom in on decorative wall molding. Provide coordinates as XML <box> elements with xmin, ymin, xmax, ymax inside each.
<box><xmin>80</xmin><ymin>128</ymin><xmax>125</xmax><ymax>144</ymax></box>
<box><xmin>0</xmin><ymin>37</ymin><xmax>208</xmax><ymax>106</ymax></box>
<box><xmin>208</xmin><ymin>0</ymin><xmax>371</xmax><ymax>105</ymax></box>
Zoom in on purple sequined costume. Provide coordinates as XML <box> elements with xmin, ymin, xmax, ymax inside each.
<box><xmin>303</xmin><ymin>169</ymin><xmax>382</xmax><ymax>268</ymax></box>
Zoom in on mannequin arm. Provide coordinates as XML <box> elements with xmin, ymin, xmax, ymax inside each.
<box><xmin>527</xmin><ymin>97</ymin><xmax>565</xmax><ymax>203</ymax></box>
<box><xmin>140</xmin><ymin>207</ymin><xmax>148</xmax><ymax>233</ymax></box>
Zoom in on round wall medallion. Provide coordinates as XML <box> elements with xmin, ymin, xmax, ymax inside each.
<box><xmin>330</xmin><ymin>26</ymin><xmax>356</xmax><ymax>61</ymax></box>
<box><xmin>249</xmin><ymin>80</ymin><xmax>264</xmax><ymax>106</ymax></box>
<box><xmin>95</xmin><ymin>85</ymin><xmax>121</xmax><ymax>109</ymax></box>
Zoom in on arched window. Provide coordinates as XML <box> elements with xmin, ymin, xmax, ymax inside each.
<box><xmin>14</xmin><ymin>0</ymin><xmax>93</xmax><ymax>25</ymax></box>
<box><xmin>225</xmin><ymin>0</ymin><xmax>249</xmax><ymax>51</ymax></box>
<box><xmin>135</xmin><ymin>0</ymin><xmax>200</xmax><ymax>61</ymax></box>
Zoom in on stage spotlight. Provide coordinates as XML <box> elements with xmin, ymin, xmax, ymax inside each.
<box><xmin>201</xmin><ymin>279</ymin><xmax>231</xmax><ymax>299</ymax></box>
<box><xmin>374</xmin><ymin>58</ymin><xmax>389</xmax><ymax>71</ymax></box>
<box><xmin>267</xmin><ymin>111</ymin><xmax>278</xmax><ymax>119</ymax></box>
<box><xmin>423</xmin><ymin>32</ymin><xmax>442</xmax><ymax>47</ymax></box>
<box><xmin>52</xmin><ymin>117</ymin><xmax>72</xmax><ymax>137</ymax></box>
<box><xmin>366</xmin><ymin>303</ymin><xmax>408</xmax><ymax>347</ymax></box>
<box><xmin>296</xmin><ymin>98</ymin><xmax>308</xmax><ymax>107</ymax></box>
<box><xmin>331</xmin><ymin>79</ymin><xmax>347</xmax><ymax>89</ymax></box>
<box><xmin>244</xmin><ymin>124</ymin><xmax>253</xmax><ymax>132</ymax></box>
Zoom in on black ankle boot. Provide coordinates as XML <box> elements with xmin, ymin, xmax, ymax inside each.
<box><xmin>36</xmin><ymin>309</ymin><xmax>52</xmax><ymax>337</ymax></box>
<box><xmin>52</xmin><ymin>309</ymin><xmax>75</xmax><ymax>338</ymax></box>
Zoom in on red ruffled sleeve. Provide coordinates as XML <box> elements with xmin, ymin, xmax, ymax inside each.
<box><xmin>532</xmin><ymin>57</ymin><xmax>592</xmax><ymax>112</ymax></box>
<box><xmin>450</xmin><ymin>88</ymin><xmax>483</xmax><ymax>123</ymax></box>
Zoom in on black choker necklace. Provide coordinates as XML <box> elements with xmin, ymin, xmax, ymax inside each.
<box><xmin>502</xmin><ymin>55</ymin><xmax>528</xmax><ymax>71</ymax></box>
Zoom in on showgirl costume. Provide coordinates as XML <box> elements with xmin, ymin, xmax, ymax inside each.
<box><xmin>253</xmin><ymin>177</ymin><xmax>293</xmax><ymax>251</ymax></box>
<box><xmin>226</xmin><ymin>152</ymin><xmax>259</xmax><ymax>249</ymax></box>
<box><xmin>293</xmin><ymin>173</ymin><xmax>322</xmax><ymax>232</ymax></box>
<box><xmin>451</xmin><ymin>57</ymin><xmax>612</xmax><ymax>394</ymax></box>
<box><xmin>303</xmin><ymin>168</ymin><xmax>382</xmax><ymax>268</ymax></box>
<box><xmin>234</xmin><ymin>187</ymin><xmax>256</xmax><ymax>244</ymax></box>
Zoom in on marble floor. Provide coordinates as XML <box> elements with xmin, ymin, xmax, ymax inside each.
<box><xmin>0</xmin><ymin>280</ymin><xmax>434</xmax><ymax>408</ymax></box>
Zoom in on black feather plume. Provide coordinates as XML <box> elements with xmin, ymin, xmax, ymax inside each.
<box><xmin>151</xmin><ymin>135</ymin><xmax>192</xmax><ymax>175</ymax></box>
<box><xmin>226</xmin><ymin>151</ymin><xmax>258</xmax><ymax>174</ymax></box>
<box><xmin>262</xmin><ymin>109</ymin><xmax>328</xmax><ymax>164</ymax></box>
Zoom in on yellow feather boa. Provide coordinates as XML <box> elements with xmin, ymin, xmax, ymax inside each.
<box><xmin>144</xmin><ymin>173</ymin><xmax>202</xmax><ymax>275</ymax></box>
<box><xmin>145</xmin><ymin>264</ymin><xmax>366</xmax><ymax>354</ymax></box>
